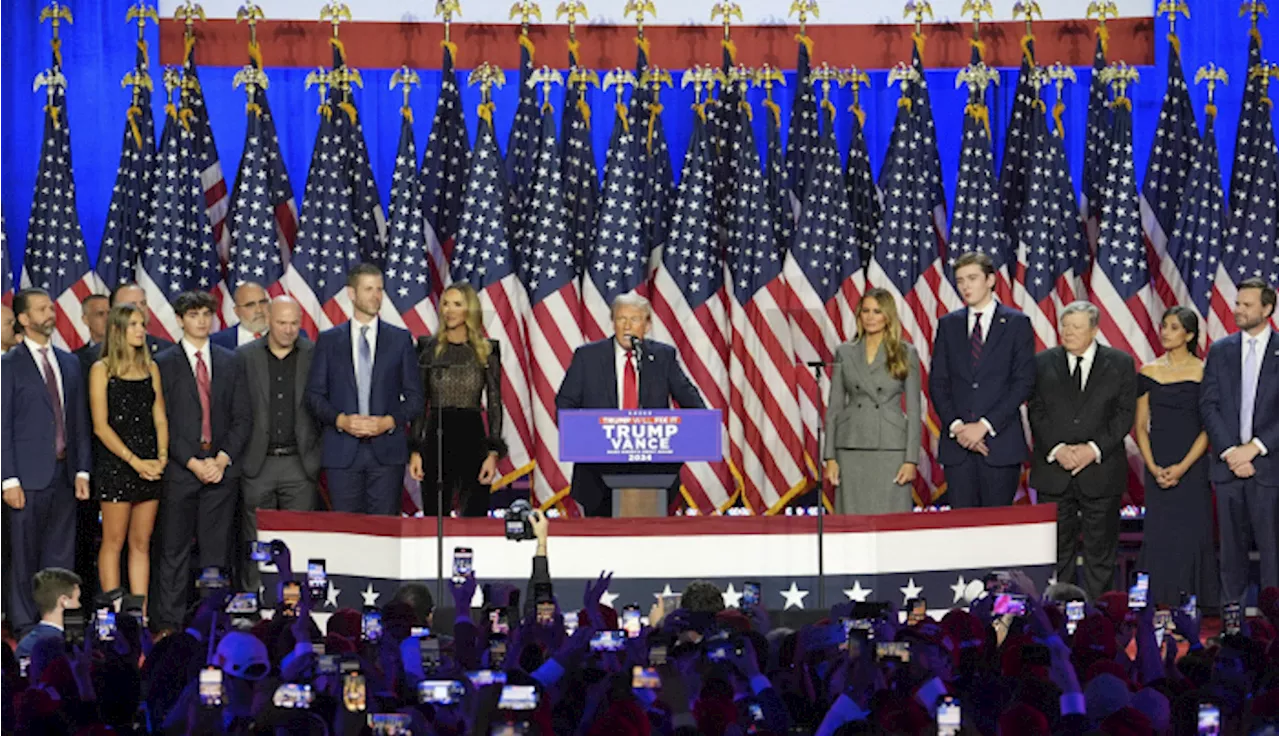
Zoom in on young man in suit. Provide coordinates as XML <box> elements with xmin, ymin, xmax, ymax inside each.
<box><xmin>929</xmin><ymin>252</ymin><xmax>1035</xmax><ymax>508</ymax></box>
<box><xmin>236</xmin><ymin>296</ymin><xmax>321</xmax><ymax>591</ymax></box>
<box><xmin>306</xmin><ymin>264</ymin><xmax>423</xmax><ymax>516</ymax></box>
<box><xmin>555</xmin><ymin>293</ymin><xmax>705</xmax><ymax>517</ymax></box>
<box><xmin>1201</xmin><ymin>278</ymin><xmax>1278</xmax><ymax>606</ymax></box>
<box><xmin>14</xmin><ymin>568</ymin><xmax>81</xmax><ymax>659</ymax></box>
<box><xmin>1</xmin><ymin>288</ymin><xmax>92</xmax><ymax>630</ymax></box>
<box><xmin>151</xmin><ymin>291</ymin><xmax>251</xmax><ymax>633</ymax></box>
<box><xmin>1028</xmin><ymin>301</ymin><xmax>1136</xmax><ymax>601</ymax></box>
<box><xmin>211</xmin><ymin>281</ymin><xmax>271</xmax><ymax>350</ymax></box>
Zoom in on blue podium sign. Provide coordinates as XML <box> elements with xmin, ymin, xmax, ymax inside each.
<box><xmin>558</xmin><ymin>409</ymin><xmax>723</xmax><ymax>463</ymax></box>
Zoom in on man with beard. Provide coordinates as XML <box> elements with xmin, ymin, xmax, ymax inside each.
<box><xmin>0</xmin><ymin>288</ymin><xmax>92</xmax><ymax>630</ymax></box>
<box><xmin>211</xmin><ymin>281</ymin><xmax>271</xmax><ymax>349</ymax></box>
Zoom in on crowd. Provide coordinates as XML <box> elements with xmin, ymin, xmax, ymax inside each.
<box><xmin>4</xmin><ymin>513</ymin><xmax>1278</xmax><ymax>735</ymax></box>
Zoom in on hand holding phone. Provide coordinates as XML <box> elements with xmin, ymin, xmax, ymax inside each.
<box><xmin>453</xmin><ymin>547</ymin><xmax>473</xmax><ymax>585</ymax></box>
<box><xmin>199</xmin><ymin>667</ymin><xmax>224</xmax><ymax>708</ymax></box>
<box><xmin>743</xmin><ymin>581</ymin><xmax>761</xmax><ymax>607</ymax></box>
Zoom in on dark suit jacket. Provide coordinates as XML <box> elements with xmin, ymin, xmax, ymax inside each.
<box><xmin>555</xmin><ymin>337</ymin><xmax>704</xmax><ymax>412</ymax></box>
<box><xmin>1027</xmin><ymin>344</ymin><xmax>1136</xmax><ymax>498</ymax></box>
<box><xmin>236</xmin><ymin>337</ymin><xmax>322</xmax><ymax>479</ymax></box>
<box><xmin>1</xmin><ymin>342</ymin><xmax>92</xmax><ymax>490</ymax></box>
<box><xmin>305</xmin><ymin>320</ymin><xmax>424</xmax><ymax>468</ymax></box>
<box><xmin>155</xmin><ymin>342</ymin><xmax>251</xmax><ymax>484</ymax></box>
<box><xmin>14</xmin><ymin>622</ymin><xmax>63</xmax><ymax>660</ymax></box>
<box><xmin>929</xmin><ymin>303</ymin><xmax>1036</xmax><ymax>466</ymax></box>
<box><xmin>1200</xmin><ymin>330</ymin><xmax>1279</xmax><ymax>487</ymax></box>
<box><xmin>210</xmin><ymin>327</ymin><xmax>239</xmax><ymax>351</ymax></box>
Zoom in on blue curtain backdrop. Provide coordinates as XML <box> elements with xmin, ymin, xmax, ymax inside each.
<box><xmin>2</xmin><ymin>0</ymin><xmax>1277</xmax><ymax>277</ymax></box>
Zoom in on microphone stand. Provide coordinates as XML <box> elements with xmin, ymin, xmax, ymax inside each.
<box><xmin>808</xmin><ymin>360</ymin><xmax>828</xmax><ymax>609</ymax></box>
<box><xmin>432</xmin><ymin>365</ymin><xmax>446</xmax><ymax>606</ymax></box>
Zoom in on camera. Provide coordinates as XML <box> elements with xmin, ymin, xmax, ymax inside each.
<box><xmin>504</xmin><ymin>499</ymin><xmax>535</xmax><ymax>541</ymax></box>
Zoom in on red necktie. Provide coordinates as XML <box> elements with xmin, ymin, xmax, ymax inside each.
<box><xmin>254</xmin><ymin>332</ymin><xmax>263</xmax><ymax>339</ymax></box>
<box><xmin>623</xmin><ymin>352</ymin><xmax>639</xmax><ymax>410</ymax></box>
<box><xmin>39</xmin><ymin>348</ymin><xmax>66</xmax><ymax>458</ymax></box>
<box><xmin>969</xmin><ymin>316</ymin><xmax>983</xmax><ymax>371</ymax></box>
<box><xmin>195</xmin><ymin>351</ymin><xmax>212</xmax><ymax>443</ymax></box>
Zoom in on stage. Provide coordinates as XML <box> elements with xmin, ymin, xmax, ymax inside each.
<box><xmin>256</xmin><ymin>505</ymin><xmax>1057</xmax><ymax>618</ymax></box>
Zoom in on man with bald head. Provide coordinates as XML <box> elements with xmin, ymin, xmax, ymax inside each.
<box><xmin>212</xmin><ymin>282</ymin><xmax>270</xmax><ymax>350</ymax></box>
<box><xmin>235</xmin><ymin>296</ymin><xmax>322</xmax><ymax>591</ymax></box>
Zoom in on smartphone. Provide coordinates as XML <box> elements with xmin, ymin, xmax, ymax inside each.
<box><xmin>95</xmin><ymin>608</ymin><xmax>117</xmax><ymax>642</ymax></box>
<box><xmin>993</xmin><ymin>593</ymin><xmax>1027</xmax><ymax>616</ymax></box>
<box><xmin>1180</xmin><ymin>592</ymin><xmax>1199</xmax><ymax>618</ymax></box>
<box><xmin>847</xmin><ymin>627</ymin><xmax>870</xmax><ymax>659</ymax></box>
<box><xmin>704</xmin><ymin>631</ymin><xmax>739</xmax><ymax>662</ymax></box>
<box><xmin>452</xmin><ymin>547</ymin><xmax>473</xmax><ymax>585</ymax></box>
<box><xmin>368</xmin><ymin>713</ymin><xmax>412</xmax><ymax>735</ymax></box>
<box><xmin>564</xmin><ymin>610</ymin><xmax>580</xmax><ymax>636</ymax></box>
<box><xmin>661</xmin><ymin>593</ymin><xmax>682</xmax><ymax>613</ymax></box>
<box><xmin>418</xmin><ymin>679</ymin><xmax>466</xmax><ymax>705</ymax></box>
<box><xmin>1223</xmin><ymin>601</ymin><xmax>1242</xmax><ymax>635</ymax></box>
<box><xmin>362</xmin><ymin>608</ymin><xmax>383</xmax><ymax>643</ymax></box>
<box><xmin>419</xmin><ymin>636</ymin><xmax>441</xmax><ymax>669</ymax></box>
<box><xmin>1066</xmin><ymin>600</ymin><xmax>1085</xmax><ymax>635</ymax></box>
<box><xmin>498</xmin><ymin>685</ymin><xmax>539</xmax><ymax>710</ymax></box>
<box><xmin>649</xmin><ymin>644</ymin><xmax>669</xmax><ymax>666</ymax></box>
<box><xmin>248</xmin><ymin>540</ymin><xmax>273</xmax><ymax>562</ymax></box>
<box><xmin>199</xmin><ymin>667</ymin><xmax>224</xmax><ymax>707</ymax></box>
<box><xmin>907</xmin><ymin>598</ymin><xmax>928</xmax><ymax>625</ymax></box>
<box><xmin>743</xmin><ymin>581</ymin><xmax>761</xmax><ymax>607</ymax></box>
<box><xmin>622</xmin><ymin>604</ymin><xmax>642</xmax><ymax>638</ymax></box>
<box><xmin>937</xmin><ymin>695</ymin><xmax>961</xmax><ymax>736</ymax></box>
<box><xmin>342</xmin><ymin>670</ymin><xmax>367</xmax><ymax>712</ymax></box>
<box><xmin>590</xmin><ymin>630</ymin><xmax>627</xmax><ymax>653</ymax></box>
<box><xmin>18</xmin><ymin>656</ymin><xmax>31</xmax><ymax>679</ymax></box>
<box><xmin>281</xmin><ymin>581</ymin><xmax>302</xmax><ymax>616</ymax></box>
<box><xmin>488</xmin><ymin>636</ymin><xmax>508</xmax><ymax>667</ymax></box>
<box><xmin>876</xmin><ymin>641</ymin><xmax>911</xmax><ymax>663</ymax></box>
<box><xmin>411</xmin><ymin>626</ymin><xmax>431</xmax><ymax>638</ymax></box>
<box><xmin>307</xmin><ymin>559</ymin><xmax>327</xmax><ymax>600</ymax></box>
<box><xmin>225</xmin><ymin>591</ymin><xmax>260</xmax><ymax>616</ymax></box>
<box><xmin>487</xmin><ymin>608</ymin><xmax>511</xmax><ymax>636</ymax></box>
<box><xmin>197</xmin><ymin>566</ymin><xmax>229</xmax><ymax>590</ymax></box>
<box><xmin>1197</xmin><ymin>703</ymin><xmax>1221</xmax><ymax>735</ymax></box>
<box><xmin>631</xmin><ymin>665</ymin><xmax>661</xmax><ymax>688</ymax></box>
<box><xmin>317</xmin><ymin>654</ymin><xmax>340</xmax><ymax>675</ymax></box>
<box><xmin>1128</xmin><ymin>571</ymin><xmax>1150</xmax><ymax>609</ymax></box>
<box><xmin>272</xmin><ymin>683</ymin><xmax>314</xmax><ymax>709</ymax></box>
<box><xmin>466</xmin><ymin>669</ymin><xmax>508</xmax><ymax>687</ymax></box>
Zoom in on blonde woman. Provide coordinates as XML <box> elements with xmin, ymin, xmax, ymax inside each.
<box><xmin>89</xmin><ymin>304</ymin><xmax>167</xmax><ymax>603</ymax></box>
<box><xmin>408</xmin><ymin>283</ymin><xmax>505</xmax><ymax>517</ymax></box>
<box><xmin>822</xmin><ymin>289</ymin><xmax>921</xmax><ymax>514</ymax></box>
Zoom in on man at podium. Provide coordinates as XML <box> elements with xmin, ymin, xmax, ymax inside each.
<box><xmin>556</xmin><ymin>294</ymin><xmax>704</xmax><ymax>516</ymax></box>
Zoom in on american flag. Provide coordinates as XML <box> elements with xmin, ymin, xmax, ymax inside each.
<box><xmin>420</xmin><ymin>42</ymin><xmax>469</xmax><ymax>317</ymax></box>
<box><xmin>452</xmin><ymin>111</ymin><xmax>534</xmax><ymax>489</ymax></box>
<box><xmin>785</xmin><ymin>37</ymin><xmax>818</xmax><ymax>208</ymax></box>
<box><xmin>580</xmin><ymin>105</ymin><xmax>647</xmax><ymax>340</ymax></box>
<box><xmin>1211</xmin><ymin>33</ymin><xmax>1279</xmax><ymax>339</ymax></box>
<box><xmin>950</xmin><ymin>66</ymin><xmax>1013</xmax><ymax>304</ymax></box>
<box><xmin>783</xmin><ymin>102</ymin><xmax>866</xmax><ymax>505</ymax></box>
<box><xmin>709</xmin><ymin>50</ymin><xmax>741</xmax><ymax>245</ymax></box>
<box><xmin>1138</xmin><ymin>33</ymin><xmax>1198</xmax><ymax>326</ymax></box>
<box><xmin>505</xmin><ymin>37</ymin><xmax>540</xmax><ymax>248</ymax></box>
<box><xmin>763</xmin><ymin>97</ymin><xmax>793</xmax><ymax>254</ymax></box>
<box><xmin>560</xmin><ymin>68</ymin><xmax>599</xmax><ymax>282</ymax></box>
<box><xmin>649</xmin><ymin>111</ymin><xmax>736</xmax><ymax>515</ymax></box>
<box><xmin>22</xmin><ymin>62</ymin><xmax>103</xmax><ymax>351</ymax></box>
<box><xmin>1000</xmin><ymin>36</ymin><xmax>1037</xmax><ymax>260</ymax></box>
<box><xmin>1079</xmin><ymin>33</ymin><xmax>1109</xmax><ymax>289</ymax></box>
<box><xmin>381</xmin><ymin>107</ymin><xmax>441</xmax><ymax>338</ymax></box>
<box><xmin>329</xmin><ymin>47</ymin><xmax>387</xmax><ymax>268</ymax></box>
<box><xmin>137</xmin><ymin>83</ymin><xmax>224</xmax><ymax>338</ymax></box>
<box><xmin>1088</xmin><ymin>83</ymin><xmax>1159</xmax><ymax>364</ymax></box>
<box><xmin>638</xmin><ymin>88</ymin><xmax>673</xmax><ymax>275</ymax></box>
<box><xmin>98</xmin><ymin>40</ymin><xmax>156</xmax><ymax>290</ymax></box>
<box><xmin>279</xmin><ymin>98</ymin><xmax>363</xmax><ymax>332</ymax></box>
<box><xmin>726</xmin><ymin>99</ymin><xmax>807</xmax><ymax>514</ymax></box>
<box><xmin>518</xmin><ymin>107</ymin><xmax>582</xmax><ymax>508</ymax></box>
<box><xmin>844</xmin><ymin>101</ymin><xmax>881</xmax><ymax>270</ymax></box>
<box><xmin>1165</xmin><ymin>103</ymin><xmax>1225</xmax><ymax>344</ymax></box>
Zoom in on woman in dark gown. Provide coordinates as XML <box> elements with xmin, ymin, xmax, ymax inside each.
<box><xmin>1135</xmin><ymin>306</ymin><xmax>1218</xmax><ymax>610</ymax></box>
<box><xmin>89</xmin><ymin>304</ymin><xmax>168</xmax><ymax>606</ymax></box>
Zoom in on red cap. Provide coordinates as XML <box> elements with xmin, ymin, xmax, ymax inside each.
<box><xmin>327</xmin><ymin>608</ymin><xmax>362</xmax><ymax>640</ymax></box>
<box><xmin>1073</xmin><ymin>613</ymin><xmax>1118</xmax><ymax>659</ymax></box>
<box><xmin>577</xmin><ymin>605</ymin><xmax>618</xmax><ymax>631</ymax></box>
<box><xmin>713</xmin><ymin>609</ymin><xmax>752</xmax><ymax>634</ymax></box>
<box><xmin>1099</xmin><ymin>705</ymin><xmax>1154</xmax><ymax>736</ymax></box>
<box><xmin>998</xmin><ymin>703</ymin><xmax>1050</xmax><ymax>736</ymax></box>
<box><xmin>1095</xmin><ymin>592</ymin><xmax>1132</xmax><ymax>628</ymax></box>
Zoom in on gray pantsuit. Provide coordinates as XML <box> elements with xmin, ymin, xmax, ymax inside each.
<box><xmin>823</xmin><ymin>340</ymin><xmax>921</xmax><ymax>515</ymax></box>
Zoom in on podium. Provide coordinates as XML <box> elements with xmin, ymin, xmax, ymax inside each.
<box><xmin>559</xmin><ymin>409</ymin><xmax>723</xmax><ymax>518</ymax></box>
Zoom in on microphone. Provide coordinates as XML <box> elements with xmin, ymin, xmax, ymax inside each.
<box><xmin>629</xmin><ymin>335</ymin><xmax>646</xmax><ymax>353</ymax></box>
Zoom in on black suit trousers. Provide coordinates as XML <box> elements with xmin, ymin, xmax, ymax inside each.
<box><xmin>1040</xmin><ymin>479</ymin><xmax>1121</xmax><ymax>601</ymax></box>
<box><xmin>151</xmin><ymin>473</ymin><xmax>238</xmax><ymax>630</ymax></box>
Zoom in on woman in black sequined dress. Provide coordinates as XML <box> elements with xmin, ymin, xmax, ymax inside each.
<box><xmin>409</xmin><ymin>284</ymin><xmax>506</xmax><ymax>517</ymax></box>
<box><xmin>88</xmin><ymin>304</ymin><xmax>168</xmax><ymax>604</ymax></box>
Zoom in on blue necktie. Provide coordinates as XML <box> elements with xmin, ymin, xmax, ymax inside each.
<box><xmin>1241</xmin><ymin>336</ymin><xmax>1259</xmax><ymax>444</ymax></box>
<box><xmin>357</xmin><ymin>325</ymin><xmax>372</xmax><ymax>416</ymax></box>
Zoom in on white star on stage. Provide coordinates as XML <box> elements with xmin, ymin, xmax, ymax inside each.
<box><xmin>899</xmin><ymin>577</ymin><xmax>924</xmax><ymax>605</ymax></box>
<box><xmin>722</xmin><ymin>583</ymin><xmax>743</xmax><ymax>609</ymax></box>
<box><xmin>600</xmin><ymin>589</ymin><xmax>620</xmax><ymax>609</ymax></box>
<box><xmin>361</xmin><ymin>583</ymin><xmax>380</xmax><ymax>607</ymax></box>
<box><xmin>843</xmin><ymin>581</ymin><xmax>872</xmax><ymax>602</ymax></box>
<box><xmin>652</xmin><ymin>584</ymin><xmax>677</xmax><ymax>603</ymax></box>
<box><xmin>325</xmin><ymin>582</ymin><xmax>341</xmax><ymax>609</ymax></box>
<box><xmin>950</xmin><ymin>575</ymin><xmax>969</xmax><ymax>604</ymax></box>
<box><xmin>780</xmin><ymin>582</ymin><xmax>809</xmax><ymax>610</ymax></box>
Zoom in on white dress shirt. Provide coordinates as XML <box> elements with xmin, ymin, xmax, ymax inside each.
<box><xmin>2</xmin><ymin>340</ymin><xmax>89</xmax><ymax>490</ymax></box>
<box><xmin>181</xmin><ymin>338</ymin><xmax>213</xmax><ymax>380</ymax></box>
<box><xmin>351</xmin><ymin>316</ymin><xmax>379</xmax><ymax>376</ymax></box>
<box><xmin>948</xmin><ymin>298</ymin><xmax>999</xmax><ymax>438</ymax></box>
<box><xmin>614</xmin><ymin>339</ymin><xmax>640</xmax><ymax>409</ymax></box>
<box><xmin>237</xmin><ymin>325</ymin><xmax>261</xmax><ymax>346</ymax></box>
<box><xmin>1229</xmin><ymin>326</ymin><xmax>1272</xmax><ymax>457</ymax></box>
<box><xmin>1048</xmin><ymin>341</ymin><xmax>1102</xmax><ymax>466</ymax></box>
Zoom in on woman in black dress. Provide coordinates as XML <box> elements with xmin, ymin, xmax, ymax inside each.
<box><xmin>1135</xmin><ymin>306</ymin><xmax>1218</xmax><ymax>609</ymax></box>
<box><xmin>89</xmin><ymin>304</ymin><xmax>168</xmax><ymax>604</ymax></box>
<box><xmin>408</xmin><ymin>284</ymin><xmax>505</xmax><ymax>517</ymax></box>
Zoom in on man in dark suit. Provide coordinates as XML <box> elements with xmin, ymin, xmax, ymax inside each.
<box><xmin>152</xmin><ymin>291</ymin><xmax>251</xmax><ymax>632</ymax></box>
<box><xmin>306</xmin><ymin>264</ymin><xmax>423</xmax><ymax>516</ymax></box>
<box><xmin>211</xmin><ymin>281</ymin><xmax>270</xmax><ymax>350</ymax></box>
<box><xmin>1028</xmin><ymin>301</ymin><xmax>1136</xmax><ymax>601</ymax></box>
<box><xmin>236</xmin><ymin>296</ymin><xmax>321</xmax><ymax>591</ymax></box>
<box><xmin>1201</xmin><ymin>278</ymin><xmax>1278</xmax><ymax>606</ymax></box>
<box><xmin>1</xmin><ymin>288</ymin><xmax>92</xmax><ymax>630</ymax></box>
<box><xmin>929</xmin><ymin>252</ymin><xmax>1035</xmax><ymax>508</ymax></box>
<box><xmin>555</xmin><ymin>293</ymin><xmax>705</xmax><ymax>517</ymax></box>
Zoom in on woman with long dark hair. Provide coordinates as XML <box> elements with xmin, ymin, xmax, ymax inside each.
<box><xmin>408</xmin><ymin>284</ymin><xmax>505</xmax><ymax>517</ymax></box>
<box><xmin>89</xmin><ymin>304</ymin><xmax>167</xmax><ymax>606</ymax></box>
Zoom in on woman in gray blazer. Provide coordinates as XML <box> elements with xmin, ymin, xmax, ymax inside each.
<box><xmin>822</xmin><ymin>288</ymin><xmax>921</xmax><ymax>514</ymax></box>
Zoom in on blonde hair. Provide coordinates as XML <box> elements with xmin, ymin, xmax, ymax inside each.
<box><xmin>435</xmin><ymin>283</ymin><xmax>492</xmax><ymax>365</ymax></box>
<box><xmin>102</xmin><ymin>304</ymin><xmax>151</xmax><ymax>378</ymax></box>
<box><xmin>856</xmin><ymin>288</ymin><xmax>910</xmax><ymax>381</ymax></box>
